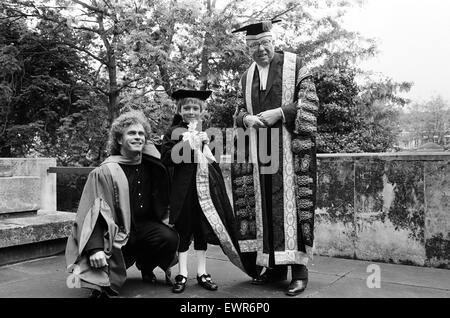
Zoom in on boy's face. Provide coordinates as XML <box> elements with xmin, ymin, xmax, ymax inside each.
<box><xmin>118</xmin><ymin>123</ymin><xmax>145</xmax><ymax>158</ymax></box>
<box><xmin>180</xmin><ymin>102</ymin><xmax>202</xmax><ymax>123</ymax></box>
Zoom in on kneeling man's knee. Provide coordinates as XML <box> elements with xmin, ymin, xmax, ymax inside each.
<box><xmin>161</xmin><ymin>227</ymin><xmax>179</xmax><ymax>252</ymax></box>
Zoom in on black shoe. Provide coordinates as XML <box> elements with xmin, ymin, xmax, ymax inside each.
<box><xmin>172</xmin><ymin>275</ymin><xmax>187</xmax><ymax>293</ymax></box>
<box><xmin>251</xmin><ymin>270</ymin><xmax>287</xmax><ymax>285</ymax></box>
<box><xmin>141</xmin><ymin>271</ymin><xmax>157</xmax><ymax>284</ymax></box>
<box><xmin>286</xmin><ymin>278</ymin><xmax>308</xmax><ymax>296</ymax></box>
<box><xmin>197</xmin><ymin>274</ymin><xmax>218</xmax><ymax>291</ymax></box>
<box><xmin>88</xmin><ymin>289</ymin><xmax>110</xmax><ymax>299</ymax></box>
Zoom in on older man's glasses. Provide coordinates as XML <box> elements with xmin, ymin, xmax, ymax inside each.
<box><xmin>247</xmin><ymin>39</ymin><xmax>273</xmax><ymax>50</ymax></box>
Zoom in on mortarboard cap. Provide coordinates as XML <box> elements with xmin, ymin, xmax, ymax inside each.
<box><xmin>171</xmin><ymin>89</ymin><xmax>212</xmax><ymax>101</ymax></box>
<box><xmin>232</xmin><ymin>19</ymin><xmax>281</xmax><ymax>36</ymax></box>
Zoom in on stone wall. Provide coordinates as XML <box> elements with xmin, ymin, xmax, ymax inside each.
<box><xmin>0</xmin><ymin>158</ymin><xmax>74</xmax><ymax>265</ymax></box>
<box><xmin>3</xmin><ymin>155</ymin><xmax>446</xmax><ymax>268</ymax></box>
<box><xmin>315</xmin><ymin>152</ymin><xmax>450</xmax><ymax>269</ymax></box>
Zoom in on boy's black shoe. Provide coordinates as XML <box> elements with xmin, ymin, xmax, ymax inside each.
<box><xmin>172</xmin><ymin>275</ymin><xmax>187</xmax><ymax>293</ymax></box>
<box><xmin>197</xmin><ymin>274</ymin><xmax>218</xmax><ymax>291</ymax></box>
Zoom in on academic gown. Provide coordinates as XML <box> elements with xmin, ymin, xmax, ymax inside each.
<box><xmin>65</xmin><ymin>144</ymin><xmax>175</xmax><ymax>294</ymax></box>
<box><xmin>161</xmin><ymin>119</ymin><xmax>258</xmax><ymax>277</ymax></box>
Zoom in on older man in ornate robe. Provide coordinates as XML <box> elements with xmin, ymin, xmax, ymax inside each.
<box><xmin>232</xmin><ymin>20</ymin><xmax>319</xmax><ymax>296</ymax></box>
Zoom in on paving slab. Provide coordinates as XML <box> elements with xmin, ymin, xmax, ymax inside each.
<box><xmin>0</xmin><ymin>274</ymin><xmax>90</xmax><ymax>298</ymax></box>
<box><xmin>0</xmin><ymin>267</ymin><xmax>30</xmax><ymax>285</ymax></box>
<box><xmin>313</xmin><ymin>276</ymin><xmax>450</xmax><ymax>298</ymax></box>
<box><xmin>308</xmin><ymin>255</ymin><xmax>366</xmax><ymax>276</ymax></box>
<box><xmin>0</xmin><ymin>245</ymin><xmax>448</xmax><ymax>298</ymax></box>
<box><xmin>344</xmin><ymin>261</ymin><xmax>450</xmax><ymax>291</ymax></box>
<box><xmin>6</xmin><ymin>255</ymin><xmax>65</xmax><ymax>276</ymax></box>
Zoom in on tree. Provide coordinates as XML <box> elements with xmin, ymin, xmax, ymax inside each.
<box><xmin>1</xmin><ymin>0</ymin><xmax>415</xmax><ymax>163</ymax></box>
<box><xmin>0</xmin><ymin>14</ymin><xmax>91</xmax><ymax>157</ymax></box>
<box><xmin>315</xmin><ymin>61</ymin><xmax>412</xmax><ymax>153</ymax></box>
<box><xmin>398</xmin><ymin>96</ymin><xmax>450</xmax><ymax>149</ymax></box>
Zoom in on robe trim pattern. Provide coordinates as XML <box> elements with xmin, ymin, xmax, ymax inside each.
<box><xmin>195</xmin><ymin>148</ymin><xmax>246</xmax><ymax>272</ymax></box>
<box><xmin>240</xmin><ymin>62</ymin><xmax>267</xmax><ymax>267</ymax></box>
<box><xmin>278</xmin><ymin>51</ymin><xmax>301</xmax><ymax>264</ymax></box>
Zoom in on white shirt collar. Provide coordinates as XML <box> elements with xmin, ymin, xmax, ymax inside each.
<box><xmin>256</xmin><ymin>63</ymin><xmax>270</xmax><ymax>90</ymax></box>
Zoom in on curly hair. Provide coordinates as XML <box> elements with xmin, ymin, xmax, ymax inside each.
<box><xmin>107</xmin><ymin>110</ymin><xmax>152</xmax><ymax>155</ymax></box>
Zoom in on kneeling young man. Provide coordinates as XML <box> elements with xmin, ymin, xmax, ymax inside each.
<box><xmin>66</xmin><ymin>111</ymin><xmax>179</xmax><ymax>298</ymax></box>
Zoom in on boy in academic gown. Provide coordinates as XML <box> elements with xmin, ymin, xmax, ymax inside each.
<box><xmin>161</xmin><ymin>89</ymin><xmax>257</xmax><ymax>293</ymax></box>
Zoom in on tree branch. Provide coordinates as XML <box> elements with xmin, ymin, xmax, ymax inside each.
<box><xmin>271</xmin><ymin>3</ymin><xmax>301</xmax><ymax>20</ymax></box>
<box><xmin>72</xmin><ymin>0</ymin><xmax>107</xmax><ymax>15</ymax></box>
<box><xmin>251</xmin><ymin>3</ymin><xmax>273</xmax><ymax>20</ymax></box>
<box><xmin>190</xmin><ymin>60</ymin><xmax>202</xmax><ymax>73</ymax></box>
<box><xmin>72</xmin><ymin>25</ymin><xmax>101</xmax><ymax>34</ymax></box>
<box><xmin>76</xmin><ymin>77</ymin><xmax>108</xmax><ymax>95</ymax></box>
<box><xmin>58</xmin><ymin>41</ymin><xmax>107</xmax><ymax>64</ymax></box>
<box><xmin>118</xmin><ymin>77</ymin><xmax>146</xmax><ymax>92</ymax></box>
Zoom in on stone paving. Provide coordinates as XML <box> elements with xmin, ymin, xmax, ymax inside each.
<box><xmin>0</xmin><ymin>245</ymin><xmax>449</xmax><ymax>298</ymax></box>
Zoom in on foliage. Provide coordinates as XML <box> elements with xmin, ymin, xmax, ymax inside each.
<box><xmin>397</xmin><ymin>96</ymin><xmax>450</xmax><ymax>149</ymax></box>
<box><xmin>0</xmin><ymin>0</ymin><xmax>415</xmax><ymax>165</ymax></box>
<box><xmin>316</xmin><ymin>63</ymin><xmax>411</xmax><ymax>153</ymax></box>
<box><xmin>0</xmin><ymin>15</ymin><xmax>91</xmax><ymax>159</ymax></box>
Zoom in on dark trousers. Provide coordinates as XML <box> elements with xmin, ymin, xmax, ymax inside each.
<box><xmin>122</xmin><ymin>220</ymin><xmax>179</xmax><ymax>273</ymax></box>
<box><xmin>175</xmin><ymin>180</ymin><xmax>208</xmax><ymax>253</ymax></box>
<box><xmin>264</xmin><ymin>264</ymin><xmax>308</xmax><ymax>280</ymax></box>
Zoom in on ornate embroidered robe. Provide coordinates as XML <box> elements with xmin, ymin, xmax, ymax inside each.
<box><xmin>234</xmin><ymin>51</ymin><xmax>319</xmax><ymax>267</ymax></box>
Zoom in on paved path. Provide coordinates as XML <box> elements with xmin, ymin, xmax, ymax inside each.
<box><xmin>0</xmin><ymin>245</ymin><xmax>449</xmax><ymax>298</ymax></box>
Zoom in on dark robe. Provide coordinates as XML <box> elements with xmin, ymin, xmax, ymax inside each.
<box><xmin>161</xmin><ymin>121</ymin><xmax>257</xmax><ymax>277</ymax></box>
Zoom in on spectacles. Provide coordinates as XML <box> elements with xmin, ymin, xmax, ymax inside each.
<box><xmin>247</xmin><ymin>39</ymin><xmax>273</xmax><ymax>50</ymax></box>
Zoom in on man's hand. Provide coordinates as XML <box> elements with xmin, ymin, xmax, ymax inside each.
<box><xmin>257</xmin><ymin>108</ymin><xmax>282</xmax><ymax>127</ymax></box>
<box><xmin>244</xmin><ymin>115</ymin><xmax>267</xmax><ymax>128</ymax></box>
<box><xmin>89</xmin><ymin>251</ymin><xmax>108</xmax><ymax>269</ymax></box>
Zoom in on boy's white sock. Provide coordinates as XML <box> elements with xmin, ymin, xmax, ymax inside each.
<box><xmin>178</xmin><ymin>251</ymin><xmax>188</xmax><ymax>278</ymax></box>
<box><xmin>197</xmin><ymin>250</ymin><xmax>207</xmax><ymax>276</ymax></box>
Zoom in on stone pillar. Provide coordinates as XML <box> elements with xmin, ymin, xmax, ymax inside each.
<box><xmin>0</xmin><ymin>158</ymin><xmax>73</xmax><ymax>266</ymax></box>
<box><xmin>0</xmin><ymin>158</ymin><xmax>56</xmax><ymax>214</ymax></box>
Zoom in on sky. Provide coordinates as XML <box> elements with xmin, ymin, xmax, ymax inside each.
<box><xmin>217</xmin><ymin>0</ymin><xmax>450</xmax><ymax>104</ymax></box>
<box><xmin>342</xmin><ymin>0</ymin><xmax>450</xmax><ymax>104</ymax></box>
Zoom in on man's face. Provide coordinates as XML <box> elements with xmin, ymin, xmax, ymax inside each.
<box><xmin>180</xmin><ymin>102</ymin><xmax>202</xmax><ymax>123</ymax></box>
<box><xmin>118</xmin><ymin>123</ymin><xmax>145</xmax><ymax>157</ymax></box>
<box><xmin>247</xmin><ymin>36</ymin><xmax>275</xmax><ymax>67</ymax></box>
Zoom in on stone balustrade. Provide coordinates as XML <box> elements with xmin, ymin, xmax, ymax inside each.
<box><xmin>1</xmin><ymin>153</ymin><xmax>448</xmax><ymax>269</ymax></box>
<box><xmin>314</xmin><ymin>152</ymin><xmax>449</xmax><ymax>269</ymax></box>
<box><xmin>220</xmin><ymin>152</ymin><xmax>449</xmax><ymax>269</ymax></box>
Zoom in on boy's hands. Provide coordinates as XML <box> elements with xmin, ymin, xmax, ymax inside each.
<box><xmin>198</xmin><ymin>132</ymin><xmax>209</xmax><ymax>144</ymax></box>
